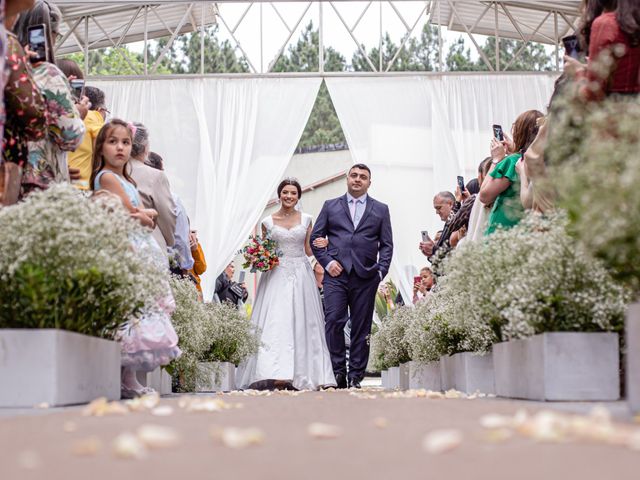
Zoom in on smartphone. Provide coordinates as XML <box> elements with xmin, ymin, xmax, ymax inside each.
<box><xmin>493</xmin><ymin>124</ymin><xmax>504</xmax><ymax>141</ymax></box>
<box><xmin>70</xmin><ymin>78</ymin><xmax>85</xmax><ymax>100</ymax></box>
<box><xmin>238</xmin><ymin>271</ymin><xmax>246</xmax><ymax>283</ymax></box>
<box><xmin>421</xmin><ymin>230</ymin><xmax>430</xmax><ymax>243</ymax></box>
<box><xmin>562</xmin><ymin>35</ymin><xmax>582</xmax><ymax>60</ymax></box>
<box><xmin>413</xmin><ymin>276</ymin><xmax>421</xmax><ymax>285</ymax></box>
<box><xmin>27</xmin><ymin>24</ymin><xmax>48</xmax><ymax>64</ymax></box>
<box><xmin>457</xmin><ymin>176</ymin><xmax>465</xmax><ymax>191</ymax></box>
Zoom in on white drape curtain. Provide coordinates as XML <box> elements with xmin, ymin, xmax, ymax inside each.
<box><xmin>93</xmin><ymin>78</ymin><xmax>321</xmax><ymax>300</ymax></box>
<box><xmin>326</xmin><ymin>74</ymin><xmax>556</xmax><ymax>305</ymax></box>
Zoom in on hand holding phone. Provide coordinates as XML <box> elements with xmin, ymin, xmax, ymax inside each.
<box><xmin>27</xmin><ymin>24</ymin><xmax>48</xmax><ymax>64</ymax></box>
<box><xmin>562</xmin><ymin>35</ymin><xmax>582</xmax><ymax>61</ymax></box>
<box><xmin>70</xmin><ymin>78</ymin><xmax>85</xmax><ymax>100</ymax></box>
<box><xmin>492</xmin><ymin>124</ymin><xmax>504</xmax><ymax>142</ymax></box>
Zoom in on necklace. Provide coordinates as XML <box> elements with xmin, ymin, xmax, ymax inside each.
<box><xmin>282</xmin><ymin>209</ymin><xmax>294</xmax><ymax>217</ymax></box>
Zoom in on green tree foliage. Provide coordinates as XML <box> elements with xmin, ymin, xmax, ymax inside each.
<box><xmin>273</xmin><ymin>21</ymin><xmax>347</xmax><ymax>148</ymax></box>
<box><xmin>352</xmin><ymin>24</ymin><xmax>441</xmax><ymax>72</ymax></box>
<box><xmin>446</xmin><ymin>35</ymin><xmax>553</xmax><ymax>72</ymax></box>
<box><xmin>61</xmin><ymin>46</ymin><xmax>171</xmax><ymax>76</ymax></box>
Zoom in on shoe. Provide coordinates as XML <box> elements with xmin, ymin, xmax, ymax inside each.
<box><xmin>335</xmin><ymin>373</ymin><xmax>348</xmax><ymax>389</ymax></box>
<box><xmin>348</xmin><ymin>379</ymin><xmax>361</xmax><ymax>389</ymax></box>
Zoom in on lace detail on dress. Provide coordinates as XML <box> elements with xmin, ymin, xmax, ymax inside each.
<box><xmin>264</xmin><ymin>214</ymin><xmax>311</xmax><ymax>279</ymax></box>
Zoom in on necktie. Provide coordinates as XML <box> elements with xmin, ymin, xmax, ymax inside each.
<box><xmin>353</xmin><ymin>199</ymin><xmax>362</xmax><ymax>228</ymax></box>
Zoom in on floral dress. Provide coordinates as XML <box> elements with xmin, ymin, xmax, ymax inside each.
<box><xmin>2</xmin><ymin>33</ymin><xmax>47</xmax><ymax>166</ymax></box>
<box><xmin>95</xmin><ymin>170</ymin><xmax>182</xmax><ymax>371</ymax></box>
<box><xmin>21</xmin><ymin>62</ymin><xmax>85</xmax><ymax>197</ymax></box>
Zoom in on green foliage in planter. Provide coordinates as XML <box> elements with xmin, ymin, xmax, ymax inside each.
<box><xmin>0</xmin><ymin>185</ymin><xmax>168</xmax><ymax>337</ymax></box>
<box><xmin>546</xmin><ymin>89</ymin><xmax>640</xmax><ymax>294</ymax></box>
<box><xmin>203</xmin><ymin>301</ymin><xmax>260</xmax><ymax>365</ymax></box>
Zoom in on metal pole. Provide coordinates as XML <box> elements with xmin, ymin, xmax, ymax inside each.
<box><xmin>379</xmin><ymin>1</ymin><xmax>383</xmax><ymax>72</ymax></box>
<box><xmin>144</xmin><ymin>5</ymin><xmax>148</xmax><ymax>75</ymax></box>
<box><xmin>554</xmin><ymin>10</ymin><xmax>559</xmax><ymax>72</ymax></box>
<box><xmin>438</xmin><ymin>0</ymin><xmax>443</xmax><ymax>71</ymax></box>
<box><xmin>201</xmin><ymin>2</ymin><xmax>205</xmax><ymax>74</ymax></box>
<box><xmin>84</xmin><ymin>16</ymin><xmax>89</xmax><ymax>76</ymax></box>
<box><xmin>494</xmin><ymin>1</ymin><xmax>499</xmax><ymax>71</ymax></box>
<box><xmin>260</xmin><ymin>2</ymin><xmax>264</xmax><ymax>73</ymax></box>
<box><xmin>319</xmin><ymin>1</ymin><xmax>324</xmax><ymax>73</ymax></box>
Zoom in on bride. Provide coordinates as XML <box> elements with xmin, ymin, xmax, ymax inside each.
<box><xmin>236</xmin><ymin>178</ymin><xmax>337</xmax><ymax>390</ymax></box>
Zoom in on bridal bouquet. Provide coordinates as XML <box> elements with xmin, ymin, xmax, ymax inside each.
<box><xmin>241</xmin><ymin>234</ymin><xmax>282</xmax><ymax>273</ymax></box>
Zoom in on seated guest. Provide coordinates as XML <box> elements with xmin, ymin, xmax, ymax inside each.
<box><xmin>215</xmin><ymin>262</ymin><xmax>248</xmax><ymax>307</ymax></box>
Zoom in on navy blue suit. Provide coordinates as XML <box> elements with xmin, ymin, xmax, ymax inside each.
<box><xmin>311</xmin><ymin>194</ymin><xmax>393</xmax><ymax>382</ymax></box>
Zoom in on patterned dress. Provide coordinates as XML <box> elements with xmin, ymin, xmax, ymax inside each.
<box><xmin>21</xmin><ymin>62</ymin><xmax>85</xmax><ymax>197</ymax></box>
<box><xmin>2</xmin><ymin>33</ymin><xmax>47</xmax><ymax>166</ymax></box>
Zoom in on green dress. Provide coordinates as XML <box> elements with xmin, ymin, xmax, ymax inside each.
<box><xmin>485</xmin><ymin>153</ymin><xmax>524</xmax><ymax>235</ymax></box>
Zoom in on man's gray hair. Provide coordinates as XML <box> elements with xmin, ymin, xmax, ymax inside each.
<box><xmin>434</xmin><ymin>191</ymin><xmax>455</xmax><ymax>203</ymax></box>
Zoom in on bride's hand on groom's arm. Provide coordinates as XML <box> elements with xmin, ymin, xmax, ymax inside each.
<box><xmin>312</xmin><ymin>237</ymin><xmax>329</xmax><ymax>249</ymax></box>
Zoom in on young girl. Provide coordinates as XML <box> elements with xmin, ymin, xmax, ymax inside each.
<box><xmin>91</xmin><ymin>118</ymin><xmax>181</xmax><ymax>398</ymax></box>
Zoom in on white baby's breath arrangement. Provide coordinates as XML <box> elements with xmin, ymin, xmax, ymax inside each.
<box><xmin>494</xmin><ymin>214</ymin><xmax>628</xmax><ymax>339</ymax></box>
<box><xmin>204</xmin><ymin>301</ymin><xmax>260</xmax><ymax>366</ymax></box>
<box><xmin>167</xmin><ymin>275</ymin><xmax>213</xmax><ymax>391</ymax></box>
<box><xmin>405</xmin><ymin>213</ymin><xmax>628</xmax><ymax>363</ymax></box>
<box><xmin>370</xmin><ymin>306</ymin><xmax>414</xmax><ymax>371</ymax></box>
<box><xmin>0</xmin><ymin>184</ymin><xmax>168</xmax><ymax>337</ymax></box>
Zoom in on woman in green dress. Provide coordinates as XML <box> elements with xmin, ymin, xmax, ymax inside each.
<box><xmin>479</xmin><ymin>110</ymin><xmax>544</xmax><ymax>235</ymax></box>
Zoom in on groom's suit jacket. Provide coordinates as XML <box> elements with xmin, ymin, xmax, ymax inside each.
<box><xmin>311</xmin><ymin>194</ymin><xmax>393</xmax><ymax>280</ymax></box>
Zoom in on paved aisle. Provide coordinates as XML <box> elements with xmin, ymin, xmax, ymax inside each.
<box><xmin>1</xmin><ymin>390</ymin><xmax>638</xmax><ymax>480</ymax></box>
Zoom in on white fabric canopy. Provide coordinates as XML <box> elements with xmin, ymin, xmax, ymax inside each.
<box><xmin>326</xmin><ymin>74</ymin><xmax>556</xmax><ymax>304</ymax></box>
<box><xmin>93</xmin><ymin>77</ymin><xmax>321</xmax><ymax>299</ymax></box>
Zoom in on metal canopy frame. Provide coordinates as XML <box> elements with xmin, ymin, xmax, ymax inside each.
<box><xmin>55</xmin><ymin>0</ymin><xmax>581</xmax><ymax>77</ymax></box>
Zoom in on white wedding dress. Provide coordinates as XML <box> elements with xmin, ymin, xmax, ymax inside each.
<box><xmin>236</xmin><ymin>214</ymin><xmax>337</xmax><ymax>390</ymax></box>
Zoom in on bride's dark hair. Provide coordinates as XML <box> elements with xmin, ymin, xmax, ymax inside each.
<box><xmin>277</xmin><ymin>178</ymin><xmax>302</xmax><ymax>198</ymax></box>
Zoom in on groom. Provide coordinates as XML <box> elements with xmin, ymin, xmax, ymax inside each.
<box><xmin>311</xmin><ymin>164</ymin><xmax>393</xmax><ymax>389</ymax></box>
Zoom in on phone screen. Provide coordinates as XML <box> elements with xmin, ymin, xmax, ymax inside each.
<box><xmin>238</xmin><ymin>271</ymin><xmax>246</xmax><ymax>283</ymax></box>
<box><xmin>562</xmin><ymin>35</ymin><xmax>582</xmax><ymax>60</ymax></box>
<box><xmin>70</xmin><ymin>79</ymin><xmax>85</xmax><ymax>100</ymax></box>
<box><xmin>28</xmin><ymin>25</ymin><xmax>48</xmax><ymax>63</ymax></box>
<box><xmin>457</xmin><ymin>176</ymin><xmax>465</xmax><ymax>191</ymax></box>
<box><xmin>493</xmin><ymin>124</ymin><xmax>504</xmax><ymax>141</ymax></box>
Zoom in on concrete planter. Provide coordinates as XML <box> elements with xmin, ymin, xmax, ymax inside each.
<box><xmin>381</xmin><ymin>370</ymin><xmax>389</xmax><ymax>389</ymax></box>
<box><xmin>398</xmin><ymin>363</ymin><xmax>410</xmax><ymax>390</ymax></box>
<box><xmin>386</xmin><ymin>366</ymin><xmax>400</xmax><ymax>389</ymax></box>
<box><xmin>196</xmin><ymin>362</ymin><xmax>235</xmax><ymax>392</ymax></box>
<box><xmin>0</xmin><ymin>329</ymin><xmax>121</xmax><ymax>407</ymax></box>
<box><xmin>137</xmin><ymin>367</ymin><xmax>172</xmax><ymax>395</ymax></box>
<box><xmin>408</xmin><ymin>361</ymin><xmax>441</xmax><ymax>391</ymax></box>
<box><xmin>494</xmin><ymin>332</ymin><xmax>619</xmax><ymax>401</ymax></box>
<box><xmin>628</xmin><ymin>304</ymin><xmax>640</xmax><ymax>413</ymax></box>
<box><xmin>440</xmin><ymin>352</ymin><xmax>495</xmax><ymax>394</ymax></box>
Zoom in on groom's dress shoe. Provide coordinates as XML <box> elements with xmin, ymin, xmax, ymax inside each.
<box><xmin>335</xmin><ymin>373</ymin><xmax>348</xmax><ymax>389</ymax></box>
<box><xmin>348</xmin><ymin>379</ymin><xmax>361</xmax><ymax>389</ymax></box>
